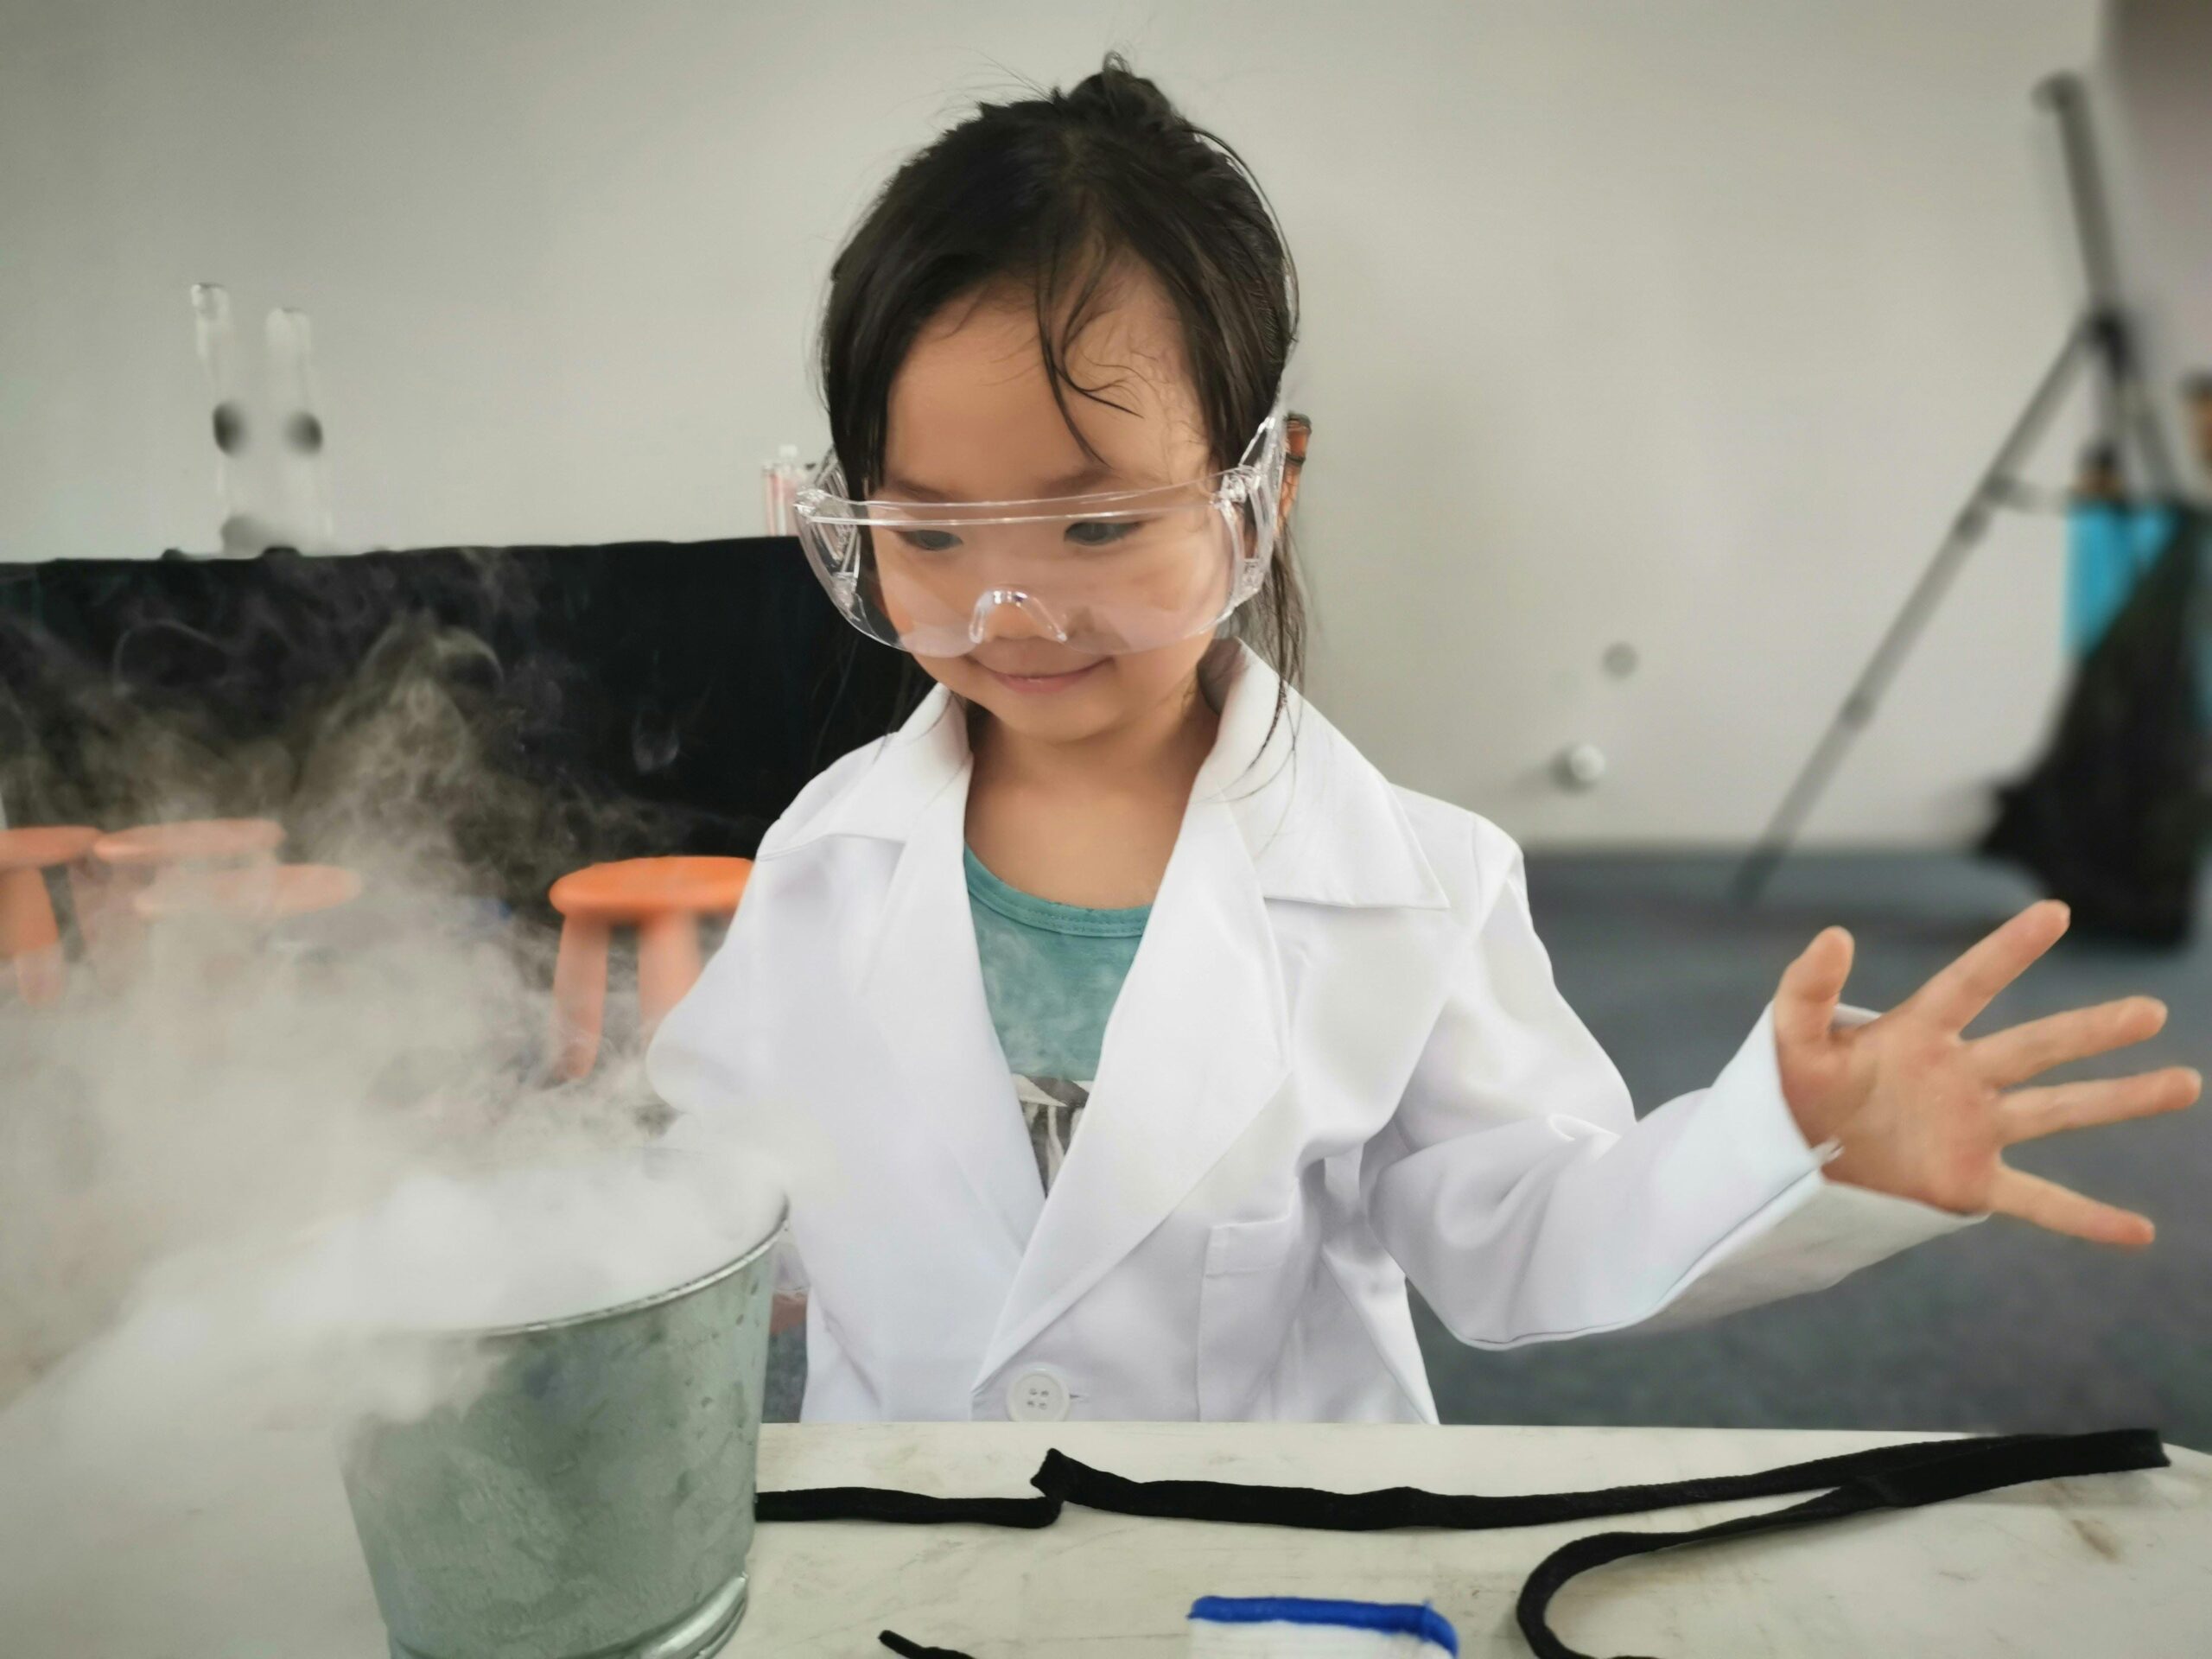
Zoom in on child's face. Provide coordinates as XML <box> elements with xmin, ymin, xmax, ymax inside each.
<box><xmin>879</xmin><ymin>265</ymin><xmax>1222</xmax><ymax>745</ymax></box>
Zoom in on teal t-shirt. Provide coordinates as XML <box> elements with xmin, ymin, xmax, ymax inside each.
<box><xmin>963</xmin><ymin>846</ymin><xmax>1150</xmax><ymax>1192</ymax></box>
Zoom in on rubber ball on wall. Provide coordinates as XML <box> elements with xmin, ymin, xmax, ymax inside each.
<box><xmin>1553</xmin><ymin>742</ymin><xmax>1607</xmax><ymax>791</ymax></box>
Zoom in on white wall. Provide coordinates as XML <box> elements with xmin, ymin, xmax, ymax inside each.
<box><xmin>3</xmin><ymin>0</ymin><xmax>2152</xmax><ymax>847</ymax></box>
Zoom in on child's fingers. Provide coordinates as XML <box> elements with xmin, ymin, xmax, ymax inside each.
<box><xmin>1970</xmin><ymin>996</ymin><xmax>2168</xmax><ymax>1088</ymax></box>
<box><xmin>1773</xmin><ymin>926</ymin><xmax>1853</xmax><ymax>1051</ymax></box>
<box><xmin>1999</xmin><ymin>1066</ymin><xmax>2200</xmax><ymax>1145</ymax></box>
<box><xmin>1906</xmin><ymin>899</ymin><xmax>2069</xmax><ymax>1034</ymax></box>
<box><xmin>1987</xmin><ymin>1166</ymin><xmax>2154</xmax><ymax>1248</ymax></box>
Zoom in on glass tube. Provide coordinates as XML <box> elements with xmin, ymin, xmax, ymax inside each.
<box><xmin>264</xmin><ymin>307</ymin><xmax>336</xmax><ymax>551</ymax></box>
<box><xmin>191</xmin><ymin>283</ymin><xmax>253</xmax><ymax>543</ymax></box>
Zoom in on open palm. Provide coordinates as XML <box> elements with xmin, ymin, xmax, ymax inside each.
<box><xmin>1772</xmin><ymin>899</ymin><xmax>2199</xmax><ymax>1247</ymax></box>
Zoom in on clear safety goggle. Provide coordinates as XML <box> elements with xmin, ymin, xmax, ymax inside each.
<box><xmin>794</xmin><ymin>398</ymin><xmax>1306</xmax><ymax>658</ymax></box>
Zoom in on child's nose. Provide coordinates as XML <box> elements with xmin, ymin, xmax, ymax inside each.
<box><xmin>969</xmin><ymin>587</ymin><xmax>1071</xmax><ymax>645</ymax></box>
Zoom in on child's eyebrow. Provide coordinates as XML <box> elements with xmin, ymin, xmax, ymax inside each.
<box><xmin>880</xmin><ymin>460</ymin><xmax>1129</xmax><ymax>499</ymax></box>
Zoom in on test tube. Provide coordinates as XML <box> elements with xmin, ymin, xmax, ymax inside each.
<box><xmin>265</xmin><ymin>307</ymin><xmax>336</xmax><ymax>551</ymax></box>
<box><xmin>191</xmin><ymin>283</ymin><xmax>253</xmax><ymax>541</ymax></box>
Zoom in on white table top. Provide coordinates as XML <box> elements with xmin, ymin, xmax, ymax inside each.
<box><xmin>737</xmin><ymin>1423</ymin><xmax>2212</xmax><ymax>1657</ymax></box>
<box><xmin>4</xmin><ymin>1416</ymin><xmax>2207</xmax><ymax>1656</ymax></box>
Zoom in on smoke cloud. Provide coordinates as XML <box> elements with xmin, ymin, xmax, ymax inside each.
<box><xmin>0</xmin><ymin>601</ymin><xmax>789</xmax><ymax>1655</ymax></box>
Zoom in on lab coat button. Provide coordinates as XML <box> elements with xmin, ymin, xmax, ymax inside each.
<box><xmin>1007</xmin><ymin>1367</ymin><xmax>1070</xmax><ymax>1422</ymax></box>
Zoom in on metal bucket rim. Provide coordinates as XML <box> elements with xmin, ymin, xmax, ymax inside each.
<box><xmin>455</xmin><ymin>1201</ymin><xmax>789</xmax><ymax>1340</ymax></box>
<box><xmin>347</xmin><ymin>1199</ymin><xmax>788</xmax><ymax>1346</ymax></box>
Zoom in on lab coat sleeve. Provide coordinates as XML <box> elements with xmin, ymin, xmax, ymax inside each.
<box><xmin>1362</xmin><ymin>820</ymin><xmax>1983</xmax><ymax>1349</ymax></box>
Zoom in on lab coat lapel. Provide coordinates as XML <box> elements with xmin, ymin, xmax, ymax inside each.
<box><xmin>823</xmin><ymin>650</ymin><xmax>1451</xmax><ymax>1386</ymax></box>
<box><xmin>978</xmin><ymin>780</ymin><xmax>1289</xmax><ymax>1378</ymax></box>
<box><xmin>857</xmin><ymin>707</ymin><xmax>1045</xmax><ymax>1263</ymax></box>
<box><xmin>976</xmin><ymin>649</ymin><xmax>1313</xmax><ymax>1379</ymax></box>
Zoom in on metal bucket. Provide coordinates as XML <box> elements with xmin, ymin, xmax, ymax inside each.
<box><xmin>338</xmin><ymin>1181</ymin><xmax>783</xmax><ymax>1659</ymax></box>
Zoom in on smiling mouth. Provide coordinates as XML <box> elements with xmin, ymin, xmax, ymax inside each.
<box><xmin>976</xmin><ymin>659</ymin><xmax>1105</xmax><ymax>692</ymax></box>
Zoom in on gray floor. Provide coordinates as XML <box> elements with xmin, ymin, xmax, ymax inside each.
<box><xmin>1418</xmin><ymin>849</ymin><xmax>2212</xmax><ymax>1450</ymax></box>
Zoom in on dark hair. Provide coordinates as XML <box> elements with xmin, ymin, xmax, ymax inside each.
<box><xmin>813</xmin><ymin>51</ymin><xmax>1306</xmax><ymax>725</ymax></box>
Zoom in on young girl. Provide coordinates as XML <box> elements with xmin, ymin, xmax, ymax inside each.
<box><xmin>648</xmin><ymin>55</ymin><xmax>2196</xmax><ymax>1424</ymax></box>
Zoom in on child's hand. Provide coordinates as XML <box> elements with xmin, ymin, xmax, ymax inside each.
<box><xmin>1770</xmin><ymin>899</ymin><xmax>2199</xmax><ymax>1247</ymax></box>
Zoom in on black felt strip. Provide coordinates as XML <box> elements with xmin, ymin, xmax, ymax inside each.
<box><xmin>879</xmin><ymin>1630</ymin><xmax>976</xmax><ymax>1658</ymax></box>
<box><xmin>1513</xmin><ymin>1427</ymin><xmax>2168</xmax><ymax>1659</ymax></box>
<box><xmin>754</xmin><ymin>1485</ymin><xmax>1060</xmax><ymax>1529</ymax></box>
<box><xmin>1024</xmin><ymin>1431</ymin><xmax>2156</xmax><ymax>1532</ymax></box>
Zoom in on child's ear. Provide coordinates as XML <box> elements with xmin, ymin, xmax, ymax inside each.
<box><xmin>1279</xmin><ymin>412</ymin><xmax>1310</xmax><ymax>526</ymax></box>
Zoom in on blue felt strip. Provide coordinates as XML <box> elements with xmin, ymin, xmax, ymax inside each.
<box><xmin>1187</xmin><ymin>1597</ymin><xmax>1458</xmax><ymax>1654</ymax></box>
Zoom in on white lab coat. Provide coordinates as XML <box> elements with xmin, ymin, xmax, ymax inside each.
<box><xmin>647</xmin><ymin>644</ymin><xmax>1977</xmax><ymax>1423</ymax></box>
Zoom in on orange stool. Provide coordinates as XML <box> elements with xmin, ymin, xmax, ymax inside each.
<box><xmin>133</xmin><ymin>863</ymin><xmax>363</xmax><ymax>925</ymax></box>
<box><xmin>93</xmin><ymin>817</ymin><xmax>285</xmax><ymax>871</ymax></box>
<box><xmin>0</xmin><ymin>826</ymin><xmax>101</xmax><ymax>1006</ymax></box>
<box><xmin>88</xmin><ymin>818</ymin><xmax>286</xmax><ymax>969</ymax></box>
<box><xmin>548</xmin><ymin>856</ymin><xmax>751</xmax><ymax>1080</ymax></box>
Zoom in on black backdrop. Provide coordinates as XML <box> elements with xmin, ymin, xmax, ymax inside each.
<box><xmin>0</xmin><ymin>538</ymin><xmax>921</xmax><ymax>917</ymax></box>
